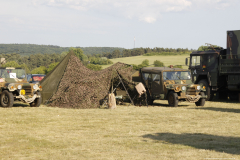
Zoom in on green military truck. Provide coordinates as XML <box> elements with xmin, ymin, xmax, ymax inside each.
<box><xmin>186</xmin><ymin>30</ymin><xmax>240</xmax><ymax>101</ymax></box>
<box><xmin>0</xmin><ymin>67</ymin><xmax>42</xmax><ymax>107</ymax></box>
<box><xmin>136</xmin><ymin>67</ymin><xmax>206</xmax><ymax>107</ymax></box>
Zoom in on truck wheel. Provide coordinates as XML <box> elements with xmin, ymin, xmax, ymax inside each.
<box><xmin>0</xmin><ymin>90</ymin><xmax>14</xmax><ymax>107</ymax></box>
<box><xmin>195</xmin><ymin>92</ymin><xmax>206</xmax><ymax>106</ymax></box>
<box><xmin>168</xmin><ymin>91</ymin><xmax>178</xmax><ymax>107</ymax></box>
<box><xmin>30</xmin><ymin>92</ymin><xmax>42</xmax><ymax>107</ymax></box>
<box><xmin>198</xmin><ymin>79</ymin><xmax>214</xmax><ymax>101</ymax></box>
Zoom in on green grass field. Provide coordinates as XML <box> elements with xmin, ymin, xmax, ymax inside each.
<box><xmin>102</xmin><ymin>55</ymin><xmax>189</xmax><ymax>69</ymax></box>
<box><xmin>0</xmin><ymin>101</ymin><xmax>239</xmax><ymax>159</ymax></box>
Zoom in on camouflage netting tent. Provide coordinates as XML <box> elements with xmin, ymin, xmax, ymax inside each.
<box><xmin>40</xmin><ymin>51</ymin><xmax>138</xmax><ymax>108</ymax></box>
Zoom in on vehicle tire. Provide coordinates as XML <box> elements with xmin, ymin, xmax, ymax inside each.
<box><xmin>195</xmin><ymin>92</ymin><xmax>206</xmax><ymax>106</ymax></box>
<box><xmin>198</xmin><ymin>79</ymin><xmax>214</xmax><ymax>101</ymax></box>
<box><xmin>30</xmin><ymin>91</ymin><xmax>42</xmax><ymax>107</ymax></box>
<box><xmin>168</xmin><ymin>91</ymin><xmax>178</xmax><ymax>107</ymax></box>
<box><xmin>0</xmin><ymin>90</ymin><xmax>14</xmax><ymax>107</ymax></box>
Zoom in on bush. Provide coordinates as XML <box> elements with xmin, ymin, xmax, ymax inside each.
<box><xmin>87</xmin><ymin>64</ymin><xmax>102</xmax><ymax>71</ymax></box>
<box><xmin>31</xmin><ymin>66</ymin><xmax>47</xmax><ymax>74</ymax></box>
<box><xmin>153</xmin><ymin>60</ymin><xmax>164</xmax><ymax>67</ymax></box>
<box><xmin>168</xmin><ymin>65</ymin><xmax>183</xmax><ymax>69</ymax></box>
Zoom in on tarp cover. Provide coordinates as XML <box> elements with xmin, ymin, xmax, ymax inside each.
<box><xmin>40</xmin><ymin>51</ymin><xmax>135</xmax><ymax>108</ymax></box>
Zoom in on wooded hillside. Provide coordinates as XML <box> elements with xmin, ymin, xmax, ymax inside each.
<box><xmin>0</xmin><ymin>44</ymin><xmax>124</xmax><ymax>55</ymax></box>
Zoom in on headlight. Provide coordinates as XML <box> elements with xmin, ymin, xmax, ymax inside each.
<box><xmin>197</xmin><ymin>86</ymin><xmax>201</xmax><ymax>90</ymax></box>
<box><xmin>17</xmin><ymin>85</ymin><xmax>22</xmax><ymax>90</ymax></box>
<box><xmin>181</xmin><ymin>86</ymin><xmax>186</xmax><ymax>91</ymax></box>
<box><xmin>33</xmin><ymin>85</ymin><xmax>37</xmax><ymax>90</ymax></box>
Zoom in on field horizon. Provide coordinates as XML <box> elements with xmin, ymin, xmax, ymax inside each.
<box><xmin>102</xmin><ymin>54</ymin><xmax>189</xmax><ymax>69</ymax></box>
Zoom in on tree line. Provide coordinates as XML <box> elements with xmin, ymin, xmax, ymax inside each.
<box><xmin>0</xmin><ymin>44</ymin><xmax>124</xmax><ymax>56</ymax></box>
<box><xmin>0</xmin><ymin>46</ymin><xmax>198</xmax><ymax>74</ymax></box>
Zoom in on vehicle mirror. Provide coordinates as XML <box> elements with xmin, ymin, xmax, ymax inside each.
<box><xmin>185</xmin><ymin>58</ymin><xmax>189</xmax><ymax>66</ymax></box>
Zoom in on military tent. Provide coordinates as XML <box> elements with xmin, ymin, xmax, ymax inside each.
<box><xmin>40</xmin><ymin>51</ymin><xmax>136</xmax><ymax>108</ymax></box>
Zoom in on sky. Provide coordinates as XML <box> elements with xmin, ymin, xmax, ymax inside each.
<box><xmin>0</xmin><ymin>0</ymin><xmax>240</xmax><ymax>50</ymax></box>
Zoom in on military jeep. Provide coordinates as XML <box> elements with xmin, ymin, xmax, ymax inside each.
<box><xmin>140</xmin><ymin>67</ymin><xmax>207</xmax><ymax>107</ymax></box>
<box><xmin>0</xmin><ymin>67</ymin><xmax>42</xmax><ymax>107</ymax></box>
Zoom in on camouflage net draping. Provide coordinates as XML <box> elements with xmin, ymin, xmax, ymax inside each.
<box><xmin>47</xmin><ymin>55</ymin><xmax>140</xmax><ymax>108</ymax></box>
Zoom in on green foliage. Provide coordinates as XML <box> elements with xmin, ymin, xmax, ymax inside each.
<box><xmin>131</xmin><ymin>64</ymin><xmax>139</xmax><ymax>70</ymax></box>
<box><xmin>0</xmin><ymin>44</ymin><xmax>124</xmax><ymax>56</ymax></box>
<box><xmin>20</xmin><ymin>63</ymin><xmax>30</xmax><ymax>74</ymax></box>
<box><xmin>132</xmin><ymin>59</ymin><xmax>150</xmax><ymax>70</ymax></box>
<box><xmin>1</xmin><ymin>61</ymin><xmax>21</xmax><ymax>68</ymax></box>
<box><xmin>46</xmin><ymin>62</ymin><xmax>59</xmax><ymax>74</ymax></box>
<box><xmin>197</xmin><ymin>45</ymin><xmax>223</xmax><ymax>51</ymax></box>
<box><xmin>70</xmin><ymin>48</ymin><xmax>86</xmax><ymax>61</ymax></box>
<box><xmin>86</xmin><ymin>64</ymin><xmax>102</xmax><ymax>71</ymax></box>
<box><xmin>31</xmin><ymin>66</ymin><xmax>47</xmax><ymax>74</ymax></box>
<box><xmin>141</xmin><ymin>59</ymin><xmax>149</xmax><ymax>66</ymax></box>
<box><xmin>168</xmin><ymin>65</ymin><xmax>183</xmax><ymax>69</ymax></box>
<box><xmin>154</xmin><ymin>60</ymin><xmax>164</xmax><ymax>67</ymax></box>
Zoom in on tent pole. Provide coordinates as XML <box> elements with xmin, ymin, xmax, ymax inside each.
<box><xmin>116</xmin><ymin>71</ymin><xmax>134</xmax><ymax>106</ymax></box>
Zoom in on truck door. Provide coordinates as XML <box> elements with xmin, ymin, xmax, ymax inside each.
<box><xmin>142</xmin><ymin>72</ymin><xmax>152</xmax><ymax>90</ymax></box>
<box><xmin>190</xmin><ymin>55</ymin><xmax>201</xmax><ymax>82</ymax></box>
<box><xmin>205</xmin><ymin>54</ymin><xmax>218</xmax><ymax>86</ymax></box>
<box><xmin>151</xmin><ymin>73</ymin><xmax>162</xmax><ymax>95</ymax></box>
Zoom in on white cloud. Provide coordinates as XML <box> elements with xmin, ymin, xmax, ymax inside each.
<box><xmin>29</xmin><ymin>0</ymin><xmax>237</xmax><ymax>23</ymax></box>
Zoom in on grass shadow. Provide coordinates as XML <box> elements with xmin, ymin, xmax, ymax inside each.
<box><xmin>190</xmin><ymin>107</ymin><xmax>240</xmax><ymax>113</ymax></box>
<box><xmin>142</xmin><ymin>132</ymin><xmax>240</xmax><ymax>155</ymax></box>
<box><xmin>152</xmin><ymin>101</ymin><xmax>189</xmax><ymax>107</ymax></box>
<box><xmin>12</xmin><ymin>103</ymin><xmax>29</xmax><ymax>107</ymax></box>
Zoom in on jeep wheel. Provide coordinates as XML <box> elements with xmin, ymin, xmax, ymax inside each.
<box><xmin>0</xmin><ymin>90</ymin><xmax>14</xmax><ymax>107</ymax></box>
<box><xmin>198</xmin><ymin>79</ymin><xmax>214</xmax><ymax>101</ymax></box>
<box><xmin>30</xmin><ymin>92</ymin><xmax>42</xmax><ymax>107</ymax></box>
<box><xmin>168</xmin><ymin>91</ymin><xmax>178</xmax><ymax>107</ymax></box>
<box><xmin>195</xmin><ymin>92</ymin><xmax>206</xmax><ymax>106</ymax></box>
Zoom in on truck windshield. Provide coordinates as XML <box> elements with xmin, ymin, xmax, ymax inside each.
<box><xmin>0</xmin><ymin>68</ymin><xmax>26</xmax><ymax>79</ymax></box>
<box><xmin>191</xmin><ymin>56</ymin><xmax>200</xmax><ymax>67</ymax></box>
<box><xmin>163</xmin><ymin>71</ymin><xmax>191</xmax><ymax>80</ymax></box>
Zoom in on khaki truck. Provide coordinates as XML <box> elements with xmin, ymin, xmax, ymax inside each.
<box><xmin>135</xmin><ymin>67</ymin><xmax>207</xmax><ymax>107</ymax></box>
<box><xmin>0</xmin><ymin>67</ymin><xmax>42</xmax><ymax>107</ymax></box>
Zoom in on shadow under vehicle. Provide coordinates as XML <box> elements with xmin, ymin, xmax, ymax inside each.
<box><xmin>27</xmin><ymin>74</ymin><xmax>46</xmax><ymax>84</ymax></box>
<box><xmin>136</xmin><ymin>67</ymin><xmax>206</xmax><ymax>107</ymax></box>
<box><xmin>0</xmin><ymin>67</ymin><xmax>42</xmax><ymax>107</ymax></box>
<box><xmin>186</xmin><ymin>30</ymin><xmax>240</xmax><ymax>101</ymax></box>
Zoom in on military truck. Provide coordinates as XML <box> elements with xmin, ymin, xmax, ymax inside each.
<box><xmin>186</xmin><ymin>30</ymin><xmax>240</xmax><ymax>101</ymax></box>
<box><xmin>0</xmin><ymin>67</ymin><xmax>42</xmax><ymax>107</ymax></box>
<box><xmin>137</xmin><ymin>67</ymin><xmax>206</xmax><ymax>107</ymax></box>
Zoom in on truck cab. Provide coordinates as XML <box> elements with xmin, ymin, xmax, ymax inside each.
<box><xmin>187</xmin><ymin>50</ymin><xmax>221</xmax><ymax>100</ymax></box>
<box><xmin>186</xmin><ymin>30</ymin><xmax>240</xmax><ymax>101</ymax></box>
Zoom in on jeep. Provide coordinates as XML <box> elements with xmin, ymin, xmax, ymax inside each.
<box><xmin>0</xmin><ymin>67</ymin><xmax>42</xmax><ymax>107</ymax></box>
<box><xmin>140</xmin><ymin>67</ymin><xmax>207</xmax><ymax>107</ymax></box>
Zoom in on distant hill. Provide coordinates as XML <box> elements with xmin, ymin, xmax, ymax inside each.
<box><xmin>0</xmin><ymin>44</ymin><xmax>125</xmax><ymax>56</ymax></box>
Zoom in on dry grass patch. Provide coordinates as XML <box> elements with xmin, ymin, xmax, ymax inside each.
<box><xmin>0</xmin><ymin>101</ymin><xmax>239</xmax><ymax>159</ymax></box>
<box><xmin>102</xmin><ymin>55</ymin><xmax>189</xmax><ymax>69</ymax></box>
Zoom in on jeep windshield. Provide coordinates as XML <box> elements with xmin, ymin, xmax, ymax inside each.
<box><xmin>163</xmin><ymin>71</ymin><xmax>191</xmax><ymax>80</ymax></box>
<box><xmin>0</xmin><ymin>68</ymin><xmax>26</xmax><ymax>79</ymax></box>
